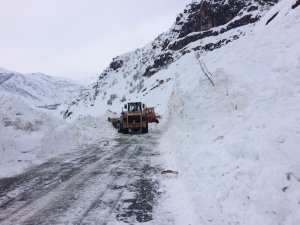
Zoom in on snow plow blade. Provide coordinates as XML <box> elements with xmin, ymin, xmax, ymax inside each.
<box><xmin>107</xmin><ymin>117</ymin><xmax>120</xmax><ymax>128</ymax></box>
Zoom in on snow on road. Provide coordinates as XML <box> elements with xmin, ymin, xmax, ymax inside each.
<box><xmin>0</xmin><ymin>133</ymin><xmax>167</xmax><ymax>225</ymax></box>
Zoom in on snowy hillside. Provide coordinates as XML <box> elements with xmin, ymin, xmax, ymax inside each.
<box><xmin>63</xmin><ymin>0</ymin><xmax>280</xmax><ymax>118</ymax></box>
<box><xmin>157</xmin><ymin>1</ymin><xmax>300</xmax><ymax>224</ymax></box>
<box><xmin>62</xmin><ymin>0</ymin><xmax>300</xmax><ymax>224</ymax></box>
<box><xmin>0</xmin><ymin>68</ymin><xmax>82</xmax><ymax>109</ymax></box>
<box><xmin>0</xmin><ymin>69</ymin><xmax>86</xmax><ymax>177</ymax></box>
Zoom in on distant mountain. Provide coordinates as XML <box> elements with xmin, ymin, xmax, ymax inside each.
<box><xmin>0</xmin><ymin>68</ymin><xmax>18</xmax><ymax>74</ymax></box>
<box><xmin>0</xmin><ymin>68</ymin><xmax>82</xmax><ymax>109</ymax></box>
<box><xmin>63</xmin><ymin>0</ymin><xmax>280</xmax><ymax>118</ymax></box>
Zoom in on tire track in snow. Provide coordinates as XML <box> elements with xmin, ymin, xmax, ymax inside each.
<box><xmin>0</xmin><ymin>134</ymin><xmax>164</xmax><ymax>225</ymax></box>
<box><xmin>0</xmin><ymin>142</ymin><xmax>124</xmax><ymax>224</ymax></box>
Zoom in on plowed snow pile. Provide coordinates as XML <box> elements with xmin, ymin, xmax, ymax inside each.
<box><xmin>0</xmin><ymin>93</ymin><xmax>115</xmax><ymax>177</ymax></box>
<box><xmin>157</xmin><ymin>1</ymin><xmax>300</xmax><ymax>224</ymax></box>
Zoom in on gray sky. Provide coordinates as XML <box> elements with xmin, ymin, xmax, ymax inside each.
<box><xmin>0</xmin><ymin>0</ymin><xmax>192</xmax><ymax>82</ymax></box>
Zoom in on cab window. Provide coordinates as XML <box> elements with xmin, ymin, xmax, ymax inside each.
<box><xmin>128</xmin><ymin>103</ymin><xmax>141</xmax><ymax>112</ymax></box>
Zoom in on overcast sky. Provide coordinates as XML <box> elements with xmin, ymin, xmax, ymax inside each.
<box><xmin>0</xmin><ymin>0</ymin><xmax>192</xmax><ymax>82</ymax></box>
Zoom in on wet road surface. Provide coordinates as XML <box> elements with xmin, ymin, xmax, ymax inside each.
<box><xmin>0</xmin><ymin>133</ymin><xmax>163</xmax><ymax>225</ymax></box>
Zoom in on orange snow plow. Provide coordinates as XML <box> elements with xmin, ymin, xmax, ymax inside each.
<box><xmin>108</xmin><ymin>102</ymin><xmax>159</xmax><ymax>134</ymax></box>
<box><xmin>143</xmin><ymin>107</ymin><xmax>159</xmax><ymax>124</ymax></box>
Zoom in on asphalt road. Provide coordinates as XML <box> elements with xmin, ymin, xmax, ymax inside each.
<box><xmin>0</xmin><ymin>133</ymin><xmax>162</xmax><ymax>225</ymax></box>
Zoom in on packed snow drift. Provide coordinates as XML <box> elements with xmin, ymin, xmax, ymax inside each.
<box><xmin>0</xmin><ymin>93</ymin><xmax>116</xmax><ymax>177</ymax></box>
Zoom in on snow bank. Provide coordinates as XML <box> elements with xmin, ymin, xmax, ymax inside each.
<box><xmin>156</xmin><ymin>1</ymin><xmax>300</xmax><ymax>224</ymax></box>
<box><xmin>0</xmin><ymin>93</ymin><xmax>115</xmax><ymax>178</ymax></box>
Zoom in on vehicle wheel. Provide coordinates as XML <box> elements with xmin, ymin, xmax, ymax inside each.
<box><xmin>117</xmin><ymin>123</ymin><xmax>122</xmax><ymax>133</ymax></box>
<box><xmin>123</xmin><ymin>128</ymin><xmax>129</xmax><ymax>134</ymax></box>
<box><xmin>142</xmin><ymin>123</ymin><xmax>148</xmax><ymax>133</ymax></box>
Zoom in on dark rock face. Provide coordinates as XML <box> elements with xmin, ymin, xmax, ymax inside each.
<box><xmin>142</xmin><ymin>0</ymin><xmax>280</xmax><ymax>77</ymax></box>
<box><xmin>143</xmin><ymin>53</ymin><xmax>174</xmax><ymax>77</ymax></box>
<box><xmin>191</xmin><ymin>35</ymin><xmax>240</xmax><ymax>53</ymax></box>
<box><xmin>169</xmin><ymin>30</ymin><xmax>219</xmax><ymax>51</ymax></box>
<box><xmin>220</xmin><ymin>14</ymin><xmax>260</xmax><ymax>33</ymax></box>
<box><xmin>292</xmin><ymin>0</ymin><xmax>300</xmax><ymax>9</ymax></box>
<box><xmin>168</xmin><ymin>0</ymin><xmax>278</xmax><ymax>52</ymax></box>
<box><xmin>109</xmin><ymin>59</ymin><xmax>124</xmax><ymax>70</ymax></box>
<box><xmin>176</xmin><ymin>0</ymin><xmax>247</xmax><ymax>38</ymax></box>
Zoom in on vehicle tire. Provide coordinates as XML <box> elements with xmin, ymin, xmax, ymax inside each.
<box><xmin>117</xmin><ymin>123</ymin><xmax>122</xmax><ymax>133</ymax></box>
<box><xmin>142</xmin><ymin>122</ymin><xmax>148</xmax><ymax>133</ymax></box>
<box><xmin>123</xmin><ymin>128</ymin><xmax>129</xmax><ymax>134</ymax></box>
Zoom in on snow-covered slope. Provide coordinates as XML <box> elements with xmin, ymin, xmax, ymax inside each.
<box><xmin>63</xmin><ymin>0</ymin><xmax>299</xmax><ymax>224</ymax></box>
<box><xmin>63</xmin><ymin>0</ymin><xmax>279</xmax><ymax>119</ymax></box>
<box><xmin>0</xmin><ymin>68</ymin><xmax>82</xmax><ymax>109</ymax></box>
<box><xmin>0</xmin><ymin>69</ymin><xmax>86</xmax><ymax>177</ymax></box>
<box><xmin>155</xmin><ymin>1</ymin><xmax>300</xmax><ymax>224</ymax></box>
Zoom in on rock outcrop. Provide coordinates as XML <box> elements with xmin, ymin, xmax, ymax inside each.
<box><xmin>143</xmin><ymin>0</ymin><xmax>278</xmax><ymax>77</ymax></box>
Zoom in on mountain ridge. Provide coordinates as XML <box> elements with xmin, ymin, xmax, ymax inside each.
<box><xmin>0</xmin><ymin>68</ymin><xmax>82</xmax><ymax>109</ymax></box>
